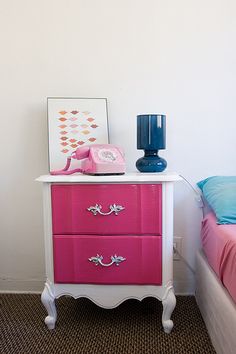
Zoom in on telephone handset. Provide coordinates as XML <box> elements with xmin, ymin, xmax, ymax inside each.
<box><xmin>50</xmin><ymin>144</ymin><xmax>126</xmax><ymax>175</ymax></box>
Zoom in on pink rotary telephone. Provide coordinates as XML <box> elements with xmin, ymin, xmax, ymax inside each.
<box><xmin>50</xmin><ymin>144</ymin><xmax>126</xmax><ymax>175</ymax></box>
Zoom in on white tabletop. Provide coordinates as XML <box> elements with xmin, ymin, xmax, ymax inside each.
<box><xmin>36</xmin><ymin>171</ymin><xmax>182</xmax><ymax>183</ymax></box>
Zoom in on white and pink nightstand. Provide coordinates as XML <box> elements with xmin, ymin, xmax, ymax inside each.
<box><xmin>37</xmin><ymin>172</ymin><xmax>181</xmax><ymax>333</ymax></box>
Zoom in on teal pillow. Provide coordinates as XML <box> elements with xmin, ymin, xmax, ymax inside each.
<box><xmin>197</xmin><ymin>176</ymin><xmax>236</xmax><ymax>224</ymax></box>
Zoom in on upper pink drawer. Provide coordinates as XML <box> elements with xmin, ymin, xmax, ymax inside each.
<box><xmin>51</xmin><ymin>184</ymin><xmax>162</xmax><ymax>235</ymax></box>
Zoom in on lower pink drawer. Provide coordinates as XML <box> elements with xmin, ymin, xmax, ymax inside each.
<box><xmin>53</xmin><ymin>235</ymin><xmax>162</xmax><ymax>285</ymax></box>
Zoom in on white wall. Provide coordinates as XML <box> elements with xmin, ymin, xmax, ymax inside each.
<box><xmin>1</xmin><ymin>0</ymin><xmax>236</xmax><ymax>293</ymax></box>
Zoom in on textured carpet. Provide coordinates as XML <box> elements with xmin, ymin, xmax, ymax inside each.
<box><xmin>0</xmin><ymin>294</ymin><xmax>215</xmax><ymax>354</ymax></box>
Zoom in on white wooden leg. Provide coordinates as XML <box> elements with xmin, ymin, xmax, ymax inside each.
<box><xmin>41</xmin><ymin>282</ymin><xmax>57</xmax><ymax>330</ymax></box>
<box><xmin>162</xmin><ymin>287</ymin><xmax>176</xmax><ymax>333</ymax></box>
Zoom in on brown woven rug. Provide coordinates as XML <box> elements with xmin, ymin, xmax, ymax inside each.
<box><xmin>0</xmin><ymin>294</ymin><xmax>215</xmax><ymax>354</ymax></box>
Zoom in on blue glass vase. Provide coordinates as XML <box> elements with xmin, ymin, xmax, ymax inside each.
<box><xmin>136</xmin><ymin>114</ymin><xmax>167</xmax><ymax>173</ymax></box>
<box><xmin>136</xmin><ymin>150</ymin><xmax>167</xmax><ymax>172</ymax></box>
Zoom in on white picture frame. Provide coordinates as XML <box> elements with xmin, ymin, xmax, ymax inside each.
<box><xmin>47</xmin><ymin>97</ymin><xmax>109</xmax><ymax>171</ymax></box>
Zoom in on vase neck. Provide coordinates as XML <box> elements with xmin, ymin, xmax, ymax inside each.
<box><xmin>144</xmin><ymin>150</ymin><xmax>159</xmax><ymax>157</ymax></box>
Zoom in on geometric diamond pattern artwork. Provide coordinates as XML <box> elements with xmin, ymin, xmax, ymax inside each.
<box><xmin>47</xmin><ymin>98</ymin><xmax>108</xmax><ymax>171</ymax></box>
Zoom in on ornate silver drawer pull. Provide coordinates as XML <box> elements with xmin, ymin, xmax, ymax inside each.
<box><xmin>87</xmin><ymin>204</ymin><xmax>125</xmax><ymax>216</ymax></box>
<box><xmin>88</xmin><ymin>254</ymin><xmax>126</xmax><ymax>267</ymax></box>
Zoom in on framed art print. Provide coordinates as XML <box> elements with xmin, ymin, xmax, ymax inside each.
<box><xmin>47</xmin><ymin>97</ymin><xmax>109</xmax><ymax>171</ymax></box>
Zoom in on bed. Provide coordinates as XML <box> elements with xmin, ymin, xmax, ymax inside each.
<box><xmin>195</xmin><ymin>176</ymin><xmax>236</xmax><ymax>354</ymax></box>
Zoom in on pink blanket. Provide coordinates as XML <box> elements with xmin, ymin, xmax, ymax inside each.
<box><xmin>201</xmin><ymin>212</ymin><xmax>236</xmax><ymax>303</ymax></box>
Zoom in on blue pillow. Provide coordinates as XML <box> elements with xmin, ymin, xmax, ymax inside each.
<box><xmin>197</xmin><ymin>176</ymin><xmax>236</xmax><ymax>224</ymax></box>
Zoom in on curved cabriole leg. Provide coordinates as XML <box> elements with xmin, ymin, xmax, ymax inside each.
<box><xmin>162</xmin><ymin>287</ymin><xmax>176</xmax><ymax>334</ymax></box>
<box><xmin>41</xmin><ymin>283</ymin><xmax>57</xmax><ymax>330</ymax></box>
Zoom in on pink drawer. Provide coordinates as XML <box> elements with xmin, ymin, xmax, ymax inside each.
<box><xmin>51</xmin><ymin>184</ymin><xmax>162</xmax><ymax>235</ymax></box>
<box><xmin>53</xmin><ymin>235</ymin><xmax>162</xmax><ymax>285</ymax></box>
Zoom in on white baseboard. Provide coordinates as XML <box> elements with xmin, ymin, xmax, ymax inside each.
<box><xmin>0</xmin><ymin>279</ymin><xmax>44</xmax><ymax>293</ymax></box>
<box><xmin>0</xmin><ymin>278</ymin><xmax>195</xmax><ymax>296</ymax></box>
<box><xmin>174</xmin><ymin>280</ymin><xmax>195</xmax><ymax>295</ymax></box>
<box><xmin>173</xmin><ymin>260</ymin><xmax>196</xmax><ymax>295</ymax></box>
